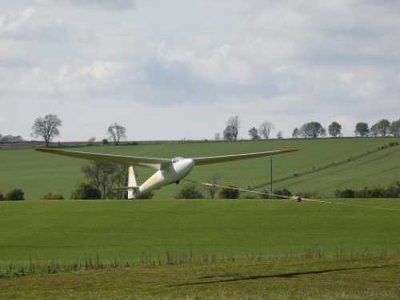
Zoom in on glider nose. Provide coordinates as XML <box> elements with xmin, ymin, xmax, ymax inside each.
<box><xmin>174</xmin><ymin>158</ymin><xmax>195</xmax><ymax>177</ymax></box>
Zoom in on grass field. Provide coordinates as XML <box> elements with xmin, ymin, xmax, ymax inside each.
<box><xmin>0</xmin><ymin>199</ymin><xmax>400</xmax><ymax>299</ymax></box>
<box><xmin>1</xmin><ymin>199</ymin><xmax>399</xmax><ymax>264</ymax></box>
<box><xmin>1</xmin><ymin>138</ymin><xmax>400</xmax><ymax>298</ymax></box>
<box><xmin>0</xmin><ymin>137</ymin><xmax>400</xmax><ymax>199</ymax></box>
<box><xmin>1</xmin><ymin>255</ymin><xmax>400</xmax><ymax>299</ymax></box>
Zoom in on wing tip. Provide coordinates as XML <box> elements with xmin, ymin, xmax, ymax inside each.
<box><xmin>281</xmin><ymin>148</ymin><xmax>299</xmax><ymax>153</ymax></box>
<box><xmin>36</xmin><ymin>147</ymin><xmax>65</xmax><ymax>153</ymax></box>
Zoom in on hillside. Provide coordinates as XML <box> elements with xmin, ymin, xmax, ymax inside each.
<box><xmin>0</xmin><ymin>137</ymin><xmax>399</xmax><ymax>199</ymax></box>
<box><xmin>274</xmin><ymin>143</ymin><xmax>400</xmax><ymax>197</ymax></box>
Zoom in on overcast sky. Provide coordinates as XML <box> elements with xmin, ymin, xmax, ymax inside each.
<box><xmin>0</xmin><ymin>0</ymin><xmax>399</xmax><ymax>141</ymax></box>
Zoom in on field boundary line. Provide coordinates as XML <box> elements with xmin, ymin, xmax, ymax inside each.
<box><xmin>250</xmin><ymin>142</ymin><xmax>400</xmax><ymax>189</ymax></box>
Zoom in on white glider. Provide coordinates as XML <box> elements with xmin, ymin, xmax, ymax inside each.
<box><xmin>37</xmin><ymin>147</ymin><xmax>298</xmax><ymax>199</ymax></box>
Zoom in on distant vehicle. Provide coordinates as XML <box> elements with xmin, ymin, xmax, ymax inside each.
<box><xmin>37</xmin><ymin>148</ymin><xmax>297</xmax><ymax>199</ymax></box>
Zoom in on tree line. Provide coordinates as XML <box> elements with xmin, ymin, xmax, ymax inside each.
<box><xmin>3</xmin><ymin>113</ymin><xmax>399</xmax><ymax>147</ymax></box>
<box><xmin>335</xmin><ymin>182</ymin><xmax>400</xmax><ymax>198</ymax></box>
<box><xmin>219</xmin><ymin>116</ymin><xmax>400</xmax><ymax>141</ymax></box>
<box><xmin>0</xmin><ymin>134</ymin><xmax>24</xmax><ymax>143</ymax></box>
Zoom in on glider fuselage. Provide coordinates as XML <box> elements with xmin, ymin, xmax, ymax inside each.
<box><xmin>139</xmin><ymin>158</ymin><xmax>195</xmax><ymax>194</ymax></box>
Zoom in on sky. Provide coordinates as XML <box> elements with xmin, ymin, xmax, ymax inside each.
<box><xmin>0</xmin><ymin>0</ymin><xmax>399</xmax><ymax>141</ymax></box>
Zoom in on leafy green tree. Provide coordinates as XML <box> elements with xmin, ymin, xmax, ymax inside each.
<box><xmin>371</xmin><ymin>119</ymin><xmax>391</xmax><ymax>136</ymax></box>
<box><xmin>390</xmin><ymin>119</ymin><xmax>400</xmax><ymax>137</ymax></box>
<box><xmin>219</xmin><ymin>187</ymin><xmax>240</xmax><ymax>199</ymax></box>
<box><xmin>300</xmin><ymin>122</ymin><xmax>325</xmax><ymax>138</ymax></box>
<box><xmin>1</xmin><ymin>135</ymin><xmax>24</xmax><ymax>143</ymax></box>
<box><xmin>31</xmin><ymin>114</ymin><xmax>62</xmax><ymax>147</ymax></box>
<box><xmin>223</xmin><ymin>125</ymin><xmax>235</xmax><ymax>141</ymax></box>
<box><xmin>370</xmin><ymin>123</ymin><xmax>379</xmax><ymax>136</ymax></box>
<box><xmin>328</xmin><ymin>121</ymin><xmax>342</xmax><ymax>137</ymax></box>
<box><xmin>71</xmin><ymin>183</ymin><xmax>101</xmax><ymax>200</ymax></box>
<box><xmin>274</xmin><ymin>188</ymin><xmax>292</xmax><ymax>197</ymax></box>
<box><xmin>248</xmin><ymin>127</ymin><xmax>260</xmax><ymax>140</ymax></box>
<box><xmin>175</xmin><ymin>184</ymin><xmax>204</xmax><ymax>199</ymax></box>
<box><xmin>136</xmin><ymin>191</ymin><xmax>154</xmax><ymax>199</ymax></box>
<box><xmin>41</xmin><ymin>193</ymin><xmax>64</xmax><ymax>200</ymax></box>
<box><xmin>0</xmin><ymin>192</ymin><xmax>4</xmax><ymax>200</ymax></box>
<box><xmin>335</xmin><ymin>188</ymin><xmax>355</xmax><ymax>198</ymax></box>
<box><xmin>354</xmin><ymin>122</ymin><xmax>369</xmax><ymax>137</ymax></box>
<box><xmin>6</xmin><ymin>188</ymin><xmax>24</xmax><ymax>200</ymax></box>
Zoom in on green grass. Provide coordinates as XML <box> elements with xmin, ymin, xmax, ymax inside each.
<box><xmin>1</xmin><ymin>255</ymin><xmax>400</xmax><ymax>299</ymax></box>
<box><xmin>274</xmin><ymin>143</ymin><xmax>400</xmax><ymax>196</ymax></box>
<box><xmin>1</xmin><ymin>199</ymin><xmax>400</xmax><ymax>299</ymax></box>
<box><xmin>0</xmin><ymin>137</ymin><xmax>399</xmax><ymax>199</ymax></box>
<box><xmin>1</xmin><ymin>199</ymin><xmax>399</xmax><ymax>265</ymax></box>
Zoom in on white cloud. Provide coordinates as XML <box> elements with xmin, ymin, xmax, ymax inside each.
<box><xmin>155</xmin><ymin>43</ymin><xmax>253</xmax><ymax>85</ymax></box>
<box><xmin>0</xmin><ymin>7</ymin><xmax>35</xmax><ymax>34</ymax></box>
<box><xmin>18</xmin><ymin>67</ymin><xmax>55</xmax><ymax>93</ymax></box>
<box><xmin>194</xmin><ymin>45</ymin><xmax>252</xmax><ymax>85</ymax></box>
<box><xmin>0</xmin><ymin>0</ymin><xmax>399</xmax><ymax>141</ymax></box>
<box><xmin>80</xmin><ymin>61</ymin><xmax>122</xmax><ymax>81</ymax></box>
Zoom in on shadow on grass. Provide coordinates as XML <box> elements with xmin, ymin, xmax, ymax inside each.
<box><xmin>173</xmin><ymin>264</ymin><xmax>397</xmax><ymax>287</ymax></box>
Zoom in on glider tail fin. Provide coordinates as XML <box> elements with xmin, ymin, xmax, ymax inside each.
<box><xmin>128</xmin><ymin>166</ymin><xmax>139</xmax><ymax>199</ymax></box>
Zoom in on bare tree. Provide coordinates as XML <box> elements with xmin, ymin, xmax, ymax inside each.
<box><xmin>82</xmin><ymin>161</ymin><xmax>127</xmax><ymax>199</ymax></box>
<box><xmin>31</xmin><ymin>114</ymin><xmax>62</xmax><ymax>147</ymax></box>
<box><xmin>108</xmin><ymin>123</ymin><xmax>126</xmax><ymax>145</ymax></box>
<box><xmin>259</xmin><ymin>121</ymin><xmax>274</xmax><ymax>139</ymax></box>
<box><xmin>206</xmin><ymin>174</ymin><xmax>221</xmax><ymax>199</ymax></box>
<box><xmin>292</xmin><ymin>127</ymin><xmax>300</xmax><ymax>138</ymax></box>
<box><xmin>226</xmin><ymin>116</ymin><xmax>240</xmax><ymax>141</ymax></box>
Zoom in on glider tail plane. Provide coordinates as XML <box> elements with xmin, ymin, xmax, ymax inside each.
<box><xmin>128</xmin><ymin>166</ymin><xmax>139</xmax><ymax>199</ymax></box>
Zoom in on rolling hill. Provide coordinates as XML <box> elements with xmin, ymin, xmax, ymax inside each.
<box><xmin>0</xmin><ymin>137</ymin><xmax>399</xmax><ymax>199</ymax></box>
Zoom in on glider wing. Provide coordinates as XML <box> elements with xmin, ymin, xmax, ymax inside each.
<box><xmin>192</xmin><ymin>149</ymin><xmax>298</xmax><ymax>166</ymax></box>
<box><xmin>36</xmin><ymin>148</ymin><xmax>169</xmax><ymax>169</ymax></box>
<box><xmin>37</xmin><ymin>148</ymin><xmax>298</xmax><ymax>169</ymax></box>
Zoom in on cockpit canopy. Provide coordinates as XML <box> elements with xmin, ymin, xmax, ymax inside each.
<box><xmin>172</xmin><ymin>157</ymin><xmax>184</xmax><ymax>163</ymax></box>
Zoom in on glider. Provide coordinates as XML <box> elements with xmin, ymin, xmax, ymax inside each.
<box><xmin>36</xmin><ymin>147</ymin><xmax>298</xmax><ymax>199</ymax></box>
